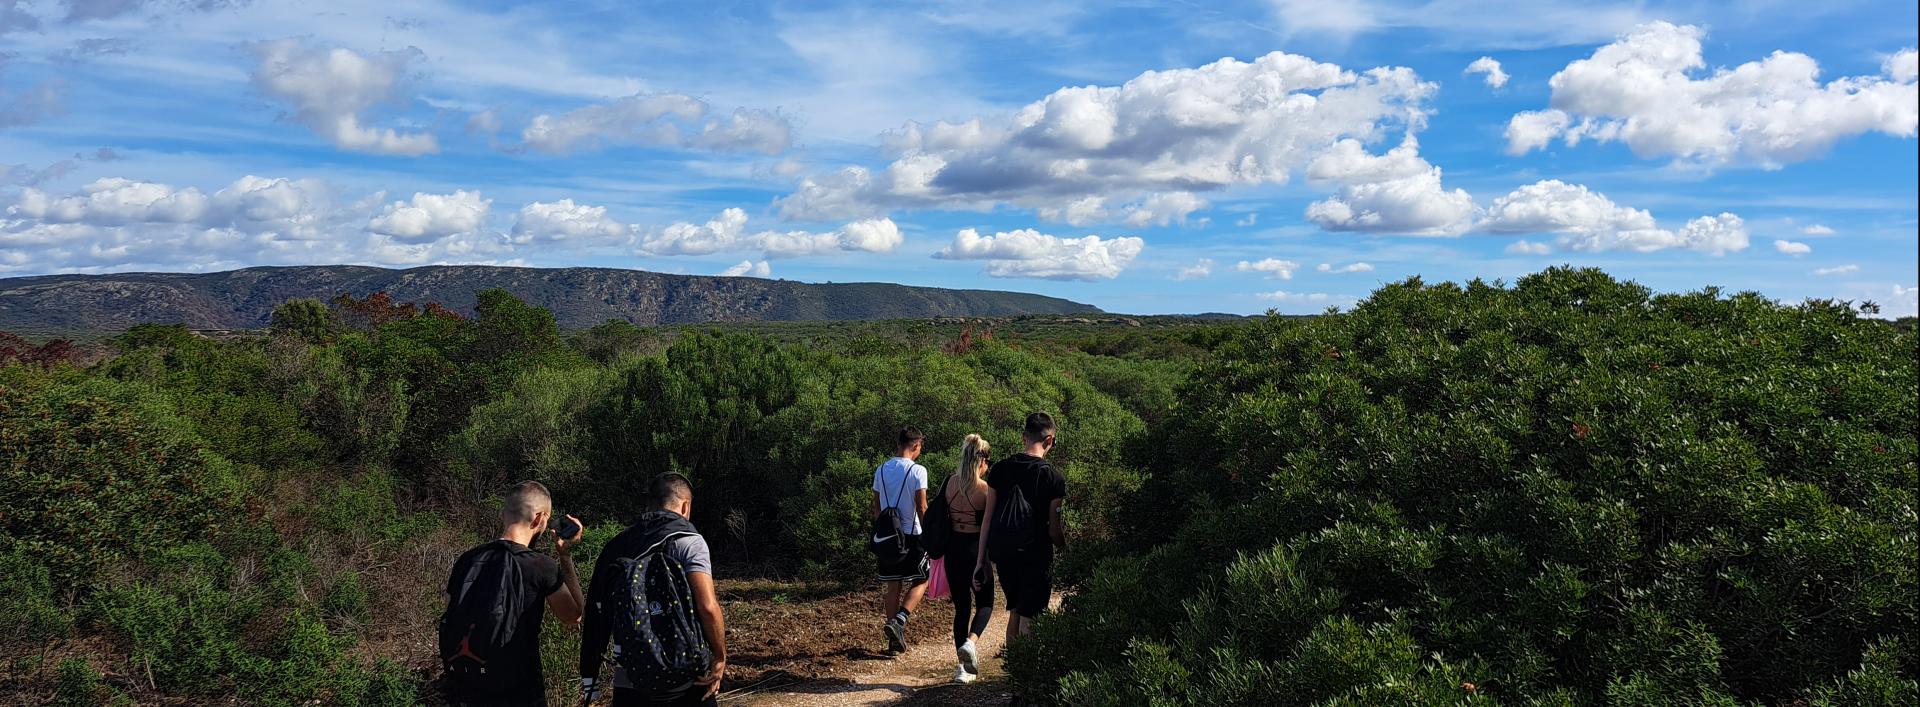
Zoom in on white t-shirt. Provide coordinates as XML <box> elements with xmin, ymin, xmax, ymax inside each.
<box><xmin>872</xmin><ymin>457</ymin><xmax>929</xmax><ymax>535</ymax></box>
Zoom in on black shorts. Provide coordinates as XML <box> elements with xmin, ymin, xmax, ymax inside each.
<box><xmin>991</xmin><ymin>544</ymin><xmax>1054</xmax><ymax>618</ymax></box>
<box><xmin>875</xmin><ymin>534</ymin><xmax>930</xmax><ymax>583</ymax></box>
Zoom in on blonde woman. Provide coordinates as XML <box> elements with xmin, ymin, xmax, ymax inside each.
<box><xmin>940</xmin><ymin>434</ymin><xmax>994</xmax><ymax>683</ymax></box>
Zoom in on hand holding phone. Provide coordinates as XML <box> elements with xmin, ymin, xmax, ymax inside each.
<box><xmin>554</xmin><ymin>514</ymin><xmax>583</xmax><ymax>545</ymax></box>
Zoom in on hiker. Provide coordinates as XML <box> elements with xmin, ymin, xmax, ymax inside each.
<box><xmin>940</xmin><ymin>434</ymin><xmax>994</xmax><ymax>683</ymax></box>
<box><xmin>975</xmin><ymin>413</ymin><xmax>1066</xmax><ymax>646</ymax></box>
<box><xmin>579</xmin><ymin>473</ymin><xmax>728</xmax><ymax>707</ymax></box>
<box><xmin>440</xmin><ymin>481</ymin><xmax>586</xmax><ymax>707</ymax></box>
<box><xmin>871</xmin><ymin>426</ymin><xmax>931</xmax><ymax>654</ymax></box>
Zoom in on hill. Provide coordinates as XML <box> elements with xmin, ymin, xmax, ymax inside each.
<box><xmin>0</xmin><ymin>265</ymin><xmax>1101</xmax><ymax>332</ymax></box>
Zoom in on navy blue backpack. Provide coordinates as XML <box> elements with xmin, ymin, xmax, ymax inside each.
<box><xmin>609</xmin><ymin>529</ymin><xmax>711</xmax><ymax>692</ymax></box>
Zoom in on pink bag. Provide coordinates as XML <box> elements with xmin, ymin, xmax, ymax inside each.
<box><xmin>926</xmin><ymin>557</ymin><xmax>950</xmax><ymax>598</ymax></box>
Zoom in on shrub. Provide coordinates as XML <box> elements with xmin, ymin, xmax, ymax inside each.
<box><xmin>53</xmin><ymin>658</ymin><xmax>108</xmax><ymax>707</ymax></box>
<box><xmin>1014</xmin><ymin>269</ymin><xmax>1919</xmax><ymax>704</ymax></box>
<box><xmin>0</xmin><ymin>549</ymin><xmax>71</xmax><ymax>642</ymax></box>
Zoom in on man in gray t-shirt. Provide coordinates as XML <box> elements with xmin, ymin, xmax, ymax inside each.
<box><xmin>580</xmin><ymin>474</ymin><xmax>727</xmax><ymax>706</ymax></box>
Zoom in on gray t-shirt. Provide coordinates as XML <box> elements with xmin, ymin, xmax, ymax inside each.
<box><xmin>612</xmin><ymin>533</ymin><xmax>711</xmax><ymax>691</ymax></box>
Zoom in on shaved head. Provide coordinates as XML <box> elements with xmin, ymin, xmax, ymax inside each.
<box><xmin>501</xmin><ymin>480</ymin><xmax>553</xmax><ymax>527</ymax></box>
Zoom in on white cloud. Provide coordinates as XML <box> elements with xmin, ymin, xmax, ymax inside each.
<box><xmin>520</xmin><ymin>94</ymin><xmax>790</xmax><ymax>155</ymax></box>
<box><xmin>1800</xmin><ymin>224</ymin><xmax>1836</xmax><ymax>236</ymax></box>
<box><xmin>511</xmin><ymin>199</ymin><xmax>629</xmax><ymax>245</ymax></box>
<box><xmin>1483</xmin><ymin>179</ymin><xmax>1747</xmax><ymax>255</ymax></box>
<box><xmin>636</xmin><ymin>209</ymin><xmax>902</xmax><ymax>259</ymax></box>
<box><xmin>1812</xmin><ymin>264</ymin><xmax>1858</xmax><ymax>276</ymax></box>
<box><xmin>2</xmin><ymin>175</ymin><xmax>505</xmax><ymax>272</ymax></box>
<box><xmin>718</xmin><ymin>260</ymin><xmax>771</xmax><ymax>278</ymax></box>
<box><xmin>1773</xmin><ymin>239</ymin><xmax>1811</xmax><ymax>255</ymax></box>
<box><xmin>1235</xmin><ymin>212</ymin><xmax>1258</xmax><ymax>227</ymax></box>
<box><xmin>777</xmin><ymin>51</ymin><xmax>1436</xmax><ymax>223</ymax></box>
<box><xmin>1255</xmin><ymin>290</ymin><xmax>1356</xmax><ymax>308</ymax></box>
<box><xmin>1316</xmin><ymin>261</ymin><xmax>1375</xmax><ymax>274</ymax></box>
<box><xmin>1889</xmin><ymin>284</ymin><xmax>1919</xmax><ymax>318</ymax></box>
<box><xmin>1506</xmin><ymin>239</ymin><xmax>1552</xmax><ymax>255</ymax></box>
<box><xmin>1465</xmin><ymin>56</ymin><xmax>1509</xmax><ymax>88</ymax></box>
<box><xmin>1304</xmin><ymin>137</ymin><xmax>1478</xmax><ymax>236</ymax></box>
<box><xmin>932</xmin><ymin>228</ymin><xmax>1143</xmax><ymax>281</ymax></box>
<box><xmin>1172</xmin><ymin>258</ymin><xmax>1213</xmax><ymax>280</ymax></box>
<box><xmin>1038</xmin><ymin>192</ymin><xmax>1211</xmax><ymax>227</ymax></box>
<box><xmin>1505</xmin><ymin>22</ymin><xmax>1919</xmax><ymax>167</ymax></box>
<box><xmin>368</xmin><ymin>191</ymin><xmax>491</xmax><ymax>243</ymax></box>
<box><xmin>1235</xmin><ymin>258</ymin><xmax>1300</xmax><ymax>280</ymax></box>
<box><xmin>247</xmin><ymin>38</ymin><xmax>439</xmax><ymax>156</ymax></box>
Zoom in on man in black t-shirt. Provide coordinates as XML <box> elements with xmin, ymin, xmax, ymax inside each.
<box><xmin>974</xmin><ymin>412</ymin><xmax>1067</xmax><ymax>646</ymax></box>
<box><xmin>443</xmin><ymin>481</ymin><xmax>585</xmax><ymax>706</ymax></box>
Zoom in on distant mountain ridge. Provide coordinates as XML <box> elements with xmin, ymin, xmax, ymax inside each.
<box><xmin>0</xmin><ymin>265</ymin><xmax>1103</xmax><ymax>332</ymax></box>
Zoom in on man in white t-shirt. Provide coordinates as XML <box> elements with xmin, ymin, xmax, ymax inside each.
<box><xmin>871</xmin><ymin>426</ymin><xmax>930</xmax><ymax>655</ymax></box>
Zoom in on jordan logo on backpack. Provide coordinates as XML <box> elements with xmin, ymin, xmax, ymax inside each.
<box><xmin>449</xmin><ymin>626</ymin><xmax>488</xmax><ymax>667</ymax></box>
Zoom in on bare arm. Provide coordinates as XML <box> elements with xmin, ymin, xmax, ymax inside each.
<box><xmin>1048</xmin><ymin>499</ymin><xmax>1066</xmax><ymax>550</ymax></box>
<box><xmin>546</xmin><ymin>520</ymin><xmax>586</xmax><ymax>626</ymax></box>
<box><xmin>688</xmin><ymin>571</ymin><xmax>728</xmax><ymax>699</ymax></box>
<box><xmin>914</xmin><ymin>488</ymin><xmax>928</xmax><ymax>517</ymax></box>
<box><xmin>975</xmin><ymin>487</ymin><xmax>997</xmax><ymax>572</ymax></box>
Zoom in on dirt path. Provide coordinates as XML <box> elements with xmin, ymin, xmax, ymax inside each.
<box><xmin>728</xmin><ymin>601</ymin><xmax>1022</xmax><ymax>707</ymax></box>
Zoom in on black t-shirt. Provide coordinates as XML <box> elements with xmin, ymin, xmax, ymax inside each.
<box><xmin>988</xmin><ymin>453</ymin><xmax>1066</xmax><ymax>546</ymax></box>
<box><xmin>445</xmin><ymin>540</ymin><xmax>564</xmax><ymax>701</ymax></box>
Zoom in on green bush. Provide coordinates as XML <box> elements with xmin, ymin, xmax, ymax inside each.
<box><xmin>1013</xmin><ymin>269</ymin><xmax>1919</xmax><ymax>704</ymax></box>
<box><xmin>54</xmin><ymin>657</ymin><xmax>109</xmax><ymax>707</ymax></box>
<box><xmin>0</xmin><ymin>549</ymin><xmax>71</xmax><ymax>642</ymax></box>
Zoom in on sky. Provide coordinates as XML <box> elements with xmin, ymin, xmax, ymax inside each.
<box><xmin>2</xmin><ymin>0</ymin><xmax>1916</xmax><ymax>316</ymax></box>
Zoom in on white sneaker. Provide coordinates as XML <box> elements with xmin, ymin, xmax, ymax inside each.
<box><xmin>954</xmin><ymin>664</ymin><xmax>978</xmax><ymax>684</ymax></box>
<box><xmin>958</xmin><ymin>639</ymin><xmax>980</xmax><ymax>674</ymax></box>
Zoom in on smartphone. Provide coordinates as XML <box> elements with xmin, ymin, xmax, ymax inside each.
<box><xmin>553</xmin><ymin>515</ymin><xmax>582</xmax><ymax>542</ymax></box>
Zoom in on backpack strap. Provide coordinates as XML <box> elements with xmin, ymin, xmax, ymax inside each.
<box><xmin>637</xmin><ymin>531</ymin><xmax>700</xmax><ymax>560</ymax></box>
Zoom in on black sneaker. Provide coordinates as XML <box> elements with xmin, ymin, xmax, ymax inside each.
<box><xmin>883</xmin><ymin>617</ymin><xmax>909</xmax><ymax>654</ymax></box>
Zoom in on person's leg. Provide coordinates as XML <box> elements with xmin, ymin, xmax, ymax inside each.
<box><xmin>969</xmin><ymin>558</ymin><xmax>994</xmax><ymax>641</ymax></box>
<box><xmin>881</xmin><ymin>579</ymin><xmax>901</xmax><ymax>619</ymax></box>
<box><xmin>948</xmin><ymin>554</ymin><xmax>972</xmax><ymax>648</ymax></box>
<box><xmin>902</xmin><ymin>575</ymin><xmax>928</xmax><ymax>614</ymax></box>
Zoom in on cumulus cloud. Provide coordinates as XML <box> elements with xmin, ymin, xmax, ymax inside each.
<box><xmin>1505</xmin><ymin>239</ymin><xmax>1552</xmax><ymax>255</ymax></box>
<box><xmin>777</xmin><ymin>51</ymin><xmax>1436</xmax><ymax>223</ymax></box>
<box><xmin>247</xmin><ymin>38</ymin><xmax>439</xmax><ymax>156</ymax></box>
<box><xmin>718</xmin><ymin>260</ymin><xmax>771</xmax><ymax>278</ymax></box>
<box><xmin>1483</xmin><ymin>179</ymin><xmax>1747</xmax><ymax>255</ymax></box>
<box><xmin>1317</xmin><ymin>261</ymin><xmax>1374</xmax><ymax>273</ymax></box>
<box><xmin>511</xmin><ymin>199</ymin><xmax>628</xmax><ymax>245</ymax></box>
<box><xmin>1304</xmin><ymin>137</ymin><xmax>1478</xmax><ymax>236</ymax></box>
<box><xmin>1235</xmin><ymin>258</ymin><xmax>1300</xmax><ymax>280</ymax></box>
<box><xmin>1172</xmin><ymin>258</ymin><xmax>1213</xmax><ymax>280</ymax></box>
<box><xmin>1255</xmin><ymin>290</ymin><xmax>1356</xmax><ymax>308</ymax></box>
<box><xmin>521</xmin><ymin>93</ymin><xmax>791</xmax><ymax>155</ymax></box>
<box><xmin>1812</xmin><ymin>264</ymin><xmax>1858</xmax><ymax>276</ymax></box>
<box><xmin>1504</xmin><ymin>22</ymin><xmax>1918</xmax><ymax>167</ymax></box>
<box><xmin>1800</xmin><ymin>224</ymin><xmax>1835</xmax><ymax>236</ymax></box>
<box><xmin>368</xmin><ymin>191</ymin><xmax>491</xmax><ymax>243</ymax></box>
<box><xmin>1773</xmin><ymin>239</ymin><xmax>1812</xmax><ymax>255</ymax></box>
<box><xmin>1</xmin><ymin>174</ymin><xmax>504</xmax><ymax>272</ymax></box>
<box><xmin>932</xmin><ymin>228</ymin><xmax>1143</xmax><ymax>281</ymax></box>
<box><xmin>635</xmin><ymin>208</ymin><xmax>901</xmax><ymax>259</ymax></box>
<box><xmin>1038</xmin><ymin>191</ymin><xmax>1211</xmax><ymax>227</ymax></box>
<box><xmin>1465</xmin><ymin>56</ymin><xmax>1508</xmax><ymax>88</ymax></box>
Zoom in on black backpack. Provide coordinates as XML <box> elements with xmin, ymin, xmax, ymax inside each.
<box><xmin>988</xmin><ymin>481</ymin><xmax>1036</xmax><ymax>555</ymax></box>
<box><xmin>610</xmin><ymin>525</ymin><xmax>711</xmax><ymax>693</ymax></box>
<box><xmin>868</xmin><ymin>463</ymin><xmax>912</xmax><ymax>562</ymax></box>
<box><xmin>921</xmin><ymin>476</ymin><xmax>952</xmax><ymax>560</ymax></box>
<box><xmin>439</xmin><ymin>541</ymin><xmax>533</xmax><ymax>690</ymax></box>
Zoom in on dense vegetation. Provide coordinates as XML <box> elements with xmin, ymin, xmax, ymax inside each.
<box><xmin>0</xmin><ymin>289</ymin><xmax>1207</xmax><ymax>705</ymax></box>
<box><xmin>1008</xmin><ymin>269</ymin><xmax>1918</xmax><ymax>705</ymax></box>
<box><xmin>3</xmin><ymin>268</ymin><xmax>1913</xmax><ymax>705</ymax></box>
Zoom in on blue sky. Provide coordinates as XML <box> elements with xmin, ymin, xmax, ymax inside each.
<box><xmin>2</xmin><ymin>0</ymin><xmax>1915</xmax><ymax>316</ymax></box>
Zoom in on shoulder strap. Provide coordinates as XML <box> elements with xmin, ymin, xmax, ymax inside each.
<box><xmin>885</xmin><ymin>461</ymin><xmax>910</xmax><ymax>509</ymax></box>
<box><xmin>638</xmin><ymin>531</ymin><xmax>700</xmax><ymax>560</ymax></box>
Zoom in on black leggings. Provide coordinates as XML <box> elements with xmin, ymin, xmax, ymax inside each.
<box><xmin>945</xmin><ymin>531</ymin><xmax>994</xmax><ymax>647</ymax></box>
